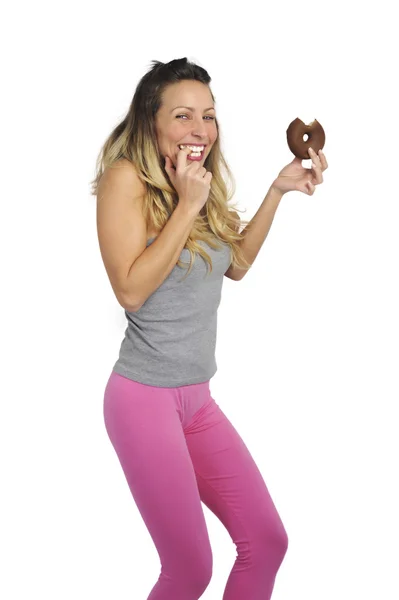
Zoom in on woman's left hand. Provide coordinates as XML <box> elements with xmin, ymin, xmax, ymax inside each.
<box><xmin>272</xmin><ymin>147</ymin><xmax>328</xmax><ymax>196</ymax></box>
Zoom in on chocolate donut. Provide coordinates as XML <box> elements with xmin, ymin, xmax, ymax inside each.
<box><xmin>286</xmin><ymin>118</ymin><xmax>326</xmax><ymax>160</ymax></box>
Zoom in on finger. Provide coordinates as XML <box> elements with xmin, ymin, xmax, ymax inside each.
<box><xmin>308</xmin><ymin>147</ymin><xmax>322</xmax><ymax>168</ymax></box>
<box><xmin>319</xmin><ymin>149</ymin><xmax>328</xmax><ymax>169</ymax></box>
<box><xmin>176</xmin><ymin>146</ymin><xmax>193</xmax><ymax>170</ymax></box>
<box><xmin>309</xmin><ymin>148</ymin><xmax>323</xmax><ymax>183</ymax></box>
<box><xmin>311</xmin><ymin>146</ymin><xmax>328</xmax><ymax>172</ymax></box>
<box><xmin>306</xmin><ymin>180</ymin><xmax>315</xmax><ymax>195</ymax></box>
<box><xmin>311</xmin><ymin>161</ymin><xmax>323</xmax><ymax>184</ymax></box>
<box><xmin>165</xmin><ymin>155</ymin><xmax>177</xmax><ymax>174</ymax></box>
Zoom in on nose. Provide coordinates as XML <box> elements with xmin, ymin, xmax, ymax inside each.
<box><xmin>191</xmin><ymin>116</ymin><xmax>207</xmax><ymax>137</ymax></box>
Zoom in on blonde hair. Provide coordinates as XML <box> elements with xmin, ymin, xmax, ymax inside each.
<box><xmin>90</xmin><ymin>57</ymin><xmax>251</xmax><ymax>278</ymax></box>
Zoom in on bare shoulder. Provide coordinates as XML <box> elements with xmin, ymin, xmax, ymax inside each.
<box><xmin>96</xmin><ymin>159</ymin><xmax>149</xmax><ymax>310</ymax></box>
<box><xmin>98</xmin><ymin>158</ymin><xmax>146</xmax><ymax>199</ymax></box>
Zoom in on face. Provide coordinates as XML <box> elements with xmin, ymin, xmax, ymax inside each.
<box><xmin>155</xmin><ymin>80</ymin><xmax>218</xmax><ymax>167</ymax></box>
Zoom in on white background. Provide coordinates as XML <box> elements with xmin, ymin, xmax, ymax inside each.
<box><xmin>2</xmin><ymin>1</ymin><xmax>398</xmax><ymax>599</ymax></box>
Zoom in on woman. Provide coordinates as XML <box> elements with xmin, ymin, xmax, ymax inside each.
<box><xmin>92</xmin><ymin>57</ymin><xmax>327</xmax><ymax>600</ymax></box>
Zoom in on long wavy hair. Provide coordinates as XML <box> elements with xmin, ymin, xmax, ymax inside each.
<box><xmin>90</xmin><ymin>57</ymin><xmax>251</xmax><ymax>278</ymax></box>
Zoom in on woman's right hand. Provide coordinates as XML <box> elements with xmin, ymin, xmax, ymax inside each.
<box><xmin>164</xmin><ymin>147</ymin><xmax>213</xmax><ymax>214</ymax></box>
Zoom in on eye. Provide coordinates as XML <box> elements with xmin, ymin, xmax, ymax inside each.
<box><xmin>176</xmin><ymin>115</ymin><xmax>215</xmax><ymax>120</ymax></box>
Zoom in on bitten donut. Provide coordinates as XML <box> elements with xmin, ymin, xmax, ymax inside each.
<box><xmin>286</xmin><ymin>118</ymin><xmax>326</xmax><ymax>160</ymax></box>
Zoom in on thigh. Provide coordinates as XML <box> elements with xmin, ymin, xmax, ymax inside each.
<box><xmin>184</xmin><ymin>395</ymin><xmax>288</xmax><ymax>550</ymax></box>
<box><xmin>103</xmin><ymin>372</ymin><xmax>213</xmax><ymax>575</ymax></box>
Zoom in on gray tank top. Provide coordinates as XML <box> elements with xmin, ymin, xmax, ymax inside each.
<box><xmin>112</xmin><ymin>235</ymin><xmax>232</xmax><ymax>387</ymax></box>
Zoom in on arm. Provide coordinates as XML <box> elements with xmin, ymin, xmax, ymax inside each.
<box><xmin>224</xmin><ymin>185</ymin><xmax>284</xmax><ymax>281</ymax></box>
<box><xmin>224</xmin><ymin>210</ymin><xmax>243</xmax><ymax>280</ymax></box>
<box><xmin>125</xmin><ymin>202</ymin><xmax>198</xmax><ymax>311</ymax></box>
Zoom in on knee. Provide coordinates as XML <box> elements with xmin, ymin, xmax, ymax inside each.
<box><xmin>277</xmin><ymin>525</ymin><xmax>289</xmax><ymax>557</ymax></box>
<box><xmin>256</xmin><ymin>521</ymin><xmax>289</xmax><ymax>563</ymax></box>
<box><xmin>273</xmin><ymin>524</ymin><xmax>289</xmax><ymax>562</ymax></box>
<box><xmin>197</xmin><ymin>551</ymin><xmax>213</xmax><ymax>590</ymax></box>
<box><xmin>185</xmin><ymin>553</ymin><xmax>213</xmax><ymax>597</ymax></box>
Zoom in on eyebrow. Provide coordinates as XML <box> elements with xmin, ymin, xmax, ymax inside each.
<box><xmin>170</xmin><ymin>106</ymin><xmax>216</xmax><ymax>113</ymax></box>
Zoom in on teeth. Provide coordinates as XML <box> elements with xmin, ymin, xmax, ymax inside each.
<box><xmin>179</xmin><ymin>145</ymin><xmax>205</xmax><ymax>151</ymax></box>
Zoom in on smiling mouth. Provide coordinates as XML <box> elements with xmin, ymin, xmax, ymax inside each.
<box><xmin>177</xmin><ymin>145</ymin><xmax>207</xmax><ymax>157</ymax></box>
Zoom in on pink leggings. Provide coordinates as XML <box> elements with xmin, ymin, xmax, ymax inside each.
<box><xmin>103</xmin><ymin>371</ymin><xmax>288</xmax><ymax>600</ymax></box>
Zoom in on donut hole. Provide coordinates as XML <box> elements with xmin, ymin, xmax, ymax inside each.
<box><xmin>303</xmin><ymin>134</ymin><xmax>309</xmax><ymax>142</ymax></box>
